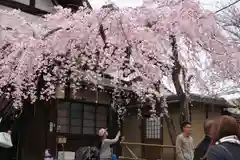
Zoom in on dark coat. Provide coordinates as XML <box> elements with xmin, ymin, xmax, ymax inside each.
<box><xmin>194</xmin><ymin>135</ymin><xmax>211</xmax><ymax>160</ymax></box>
<box><xmin>207</xmin><ymin>142</ymin><xmax>240</xmax><ymax>160</ymax></box>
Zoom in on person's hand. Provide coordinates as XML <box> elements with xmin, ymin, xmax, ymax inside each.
<box><xmin>7</xmin><ymin>130</ymin><xmax>12</xmax><ymax>135</ymax></box>
<box><xmin>117</xmin><ymin>131</ymin><xmax>121</xmax><ymax>137</ymax></box>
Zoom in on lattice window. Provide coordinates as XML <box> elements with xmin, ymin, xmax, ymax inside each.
<box><xmin>145</xmin><ymin>117</ymin><xmax>161</xmax><ymax>139</ymax></box>
<box><xmin>58</xmin><ymin>102</ymin><xmax>70</xmax><ymax>133</ymax></box>
<box><xmin>70</xmin><ymin>103</ymin><xmax>83</xmax><ymax>134</ymax></box>
<box><xmin>57</xmin><ymin>101</ymin><xmax>108</xmax><ymax>135</ymax></box>
<box><xmin>83</xmin><ymin>104</ymin><xmax>95</xmax><ymax>134</ymax></box>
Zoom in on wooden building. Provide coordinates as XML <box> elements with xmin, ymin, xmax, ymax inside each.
<box><xmin>3</xmin><ymin>84</ymin><xmax>121</xmax><ymax>160</ymax></box>
<box><xmin>13</xmin><ymin>86</ymin><xmax>120</xmax><ymax>160</ymax></box>
<box><xmin>122</xmin><ymin>94</ymin><xmax>232</xmax><ymax>160</ymax></box>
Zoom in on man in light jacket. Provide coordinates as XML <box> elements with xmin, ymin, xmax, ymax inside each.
<box><xmin>176</xmin><ymin>121</ymin><xmax>194</xmax><ymax>160</ymax></box>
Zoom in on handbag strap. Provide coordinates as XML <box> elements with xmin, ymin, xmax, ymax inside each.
<box><xmin>219</xmin><ymin>144</ymin><xmax>235</xmax><ymax>160</ymax></box>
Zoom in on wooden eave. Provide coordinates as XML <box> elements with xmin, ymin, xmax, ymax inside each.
<box><xmin>166</xmin><ymin>94</ymin><xmax>233</xmax><ymax>107</ymax></box>
<box><xmin>0</xmin><ymin>0</ymin><xmax>49</xmax><ymax>16</ymax></box>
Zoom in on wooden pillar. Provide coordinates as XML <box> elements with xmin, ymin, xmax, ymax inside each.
<box><xmin>189</xmin><ymin>103</ymin><xmax>192</xmax><ymax>122</ymax></box>
<box><xmin>205</xmin><ymin>104</ymin><xmax>209</xmax><ymax>119</ymax></box>
<box><xmin>45</xmin><ymin>99</ymin><xmax>57</xmax><ymax>158</ymax></box>
<box><xmin>141</xmin><ymin>117</ymin><xmax>145</xmax><ymax>158</ymax></box>
<box><xmin>160</xmin><ymin>116</ymin><xmax>164</xmax><ymax>160</ymax></box>
<box><xmin>19</xmin><ymin>102</ymin><xmax>47</xmax><ymax>160</ymax></box>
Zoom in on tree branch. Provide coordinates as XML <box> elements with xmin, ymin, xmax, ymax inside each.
<box><xmin>42</xmin><ymin>27</ymin><xmax>62</xmax><ymax>40</ymax></box>
<box><xmin>170</xmin><ymin>34</ymin><xmax>184</xmax><ymax>95</ymax></box>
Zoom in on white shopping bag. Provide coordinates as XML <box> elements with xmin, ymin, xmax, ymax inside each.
<box><xmin>0</xmin><ymin>132</ymin><xmax>13</xmax><ymax>148</ymax></box>
<box><xmin>45</xmin><ymin>149</ymin><xmax>54</xmax><ymax>160</ymax></box>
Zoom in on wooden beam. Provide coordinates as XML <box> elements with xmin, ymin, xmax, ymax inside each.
<box><xmin>120</xmin><ymin>141</ymin><xmax>176</xmax><ymax>148</ymax></box>
<box><xmin>205</xmin><ymin>104</ymin><xmax>209</xmax><ymax>119</ymax></box>
<box><xmin>119</xmin><ymin>156</ymin><xmax>147</xmax><ymax>160</ymax></box>
<box><xmin>0</xmin><ymin>0</ymin><xmax>49</xmax><ymax>16</ymax></box>
<box><xmin>29</xmin><ymin>0</ymin><xmax>36</xmax><ymax>7</ymax></box>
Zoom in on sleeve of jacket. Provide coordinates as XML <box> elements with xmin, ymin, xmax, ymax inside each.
<box><xmin>103</xmin><ymin>131</ymin><xmax>121</xmax><ymax>145</ymax></box>
<box><xmin>176</xmin><ymin>135</ymin><xmax>184</xmax><ymax>160</ymax></box>
<box><xmin>0</xmin><ymin>116</ymin><xmax>11</xmax><ymax>132</ymax></box>
<box><xmin>207</xmin><ymin>147</ymin><xmax>224</xmax><ymax>160</ymax></box>
<box><xmin>194</xmin><ymin>145</ymin><xmax>202</xmax><ymax>160</ymax></box>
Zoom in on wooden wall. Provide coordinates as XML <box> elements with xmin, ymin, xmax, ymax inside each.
<box><xmin>122</xmin><ymin>113</ymin><xmax>142</xmax><ymax>158</ymax></box>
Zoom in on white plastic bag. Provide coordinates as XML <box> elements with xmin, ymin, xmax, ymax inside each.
<box><xmin>0</xmin><ymin>132</ymin><xmax>13</xmax><ymax>148</ymax></box>
<box><xmin>45</xmin><ymin>149</ymin><xmax>54</xmax><ymax>160</ymax></box>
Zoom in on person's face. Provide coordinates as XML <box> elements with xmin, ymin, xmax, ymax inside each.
<box><xmin>183</xmin><ymin>124</ymin><xmax>192</xmax><ymax>134</ymax></box>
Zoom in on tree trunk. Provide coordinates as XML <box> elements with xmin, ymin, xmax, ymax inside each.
<box><xmin>179</xmin><ymin>94</ymin><xmax>190</xmax><ymax>123</ymax></box>
<box><xmin>170</xmin><ymin>34</ymin><xmax>190</xmax><ymax>125</ymax></box>
<box><xmin>160</xmin><ymin>97</ymin><xmax>177</xmax><ymax>145</ymax></box>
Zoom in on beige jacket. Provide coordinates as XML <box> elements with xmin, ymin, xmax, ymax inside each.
<box><xmin>176</xmin><ymin>133</ymin><xmax>194</xmax><ymax>160</ymax></box>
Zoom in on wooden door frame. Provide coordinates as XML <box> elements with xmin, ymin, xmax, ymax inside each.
<box><xmin>44</xmin><ymin>99</ymin><xmax>58</xmax><ymax>158</ymax></box>
<box><xmin>141</xmin><ymin>115</ymin><xmax>164</xmax><ymax>159</ymax></box>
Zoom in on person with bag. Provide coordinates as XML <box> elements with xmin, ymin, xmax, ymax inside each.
<box><xmin>98</xmin><ymin>128</ymin><xmax>121</xmax><ymax>160</ymax></box>
<box><xmin>0</xmin><ymin>115</ymin><xmax>14</xmax><ymax>160</ymax></box>
<box><xmin>207</xmin><ymin>115</ymin><xmax>240</xmax><ymax>160</ymax></box>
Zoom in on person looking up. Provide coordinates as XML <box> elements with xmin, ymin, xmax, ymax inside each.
<box><xmin>98</xmin><ymin>128</ymin><xmax>121</xmax><ymax>160</ymax></box>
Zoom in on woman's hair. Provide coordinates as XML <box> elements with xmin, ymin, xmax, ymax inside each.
<box><xmin>210</xmin><ymin>115</ymin><xmax>240</xmax><ymax>145</ymax></box>
<box><xmin>203</xmin><ymin>119</ymin><xmax>213</xmax><ymax>135</ymax></box>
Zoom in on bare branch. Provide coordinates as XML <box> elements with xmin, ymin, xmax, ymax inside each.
<box><xmin>217</xmin><ymin>5</ymin><xmax>240</xmax><ymax>43</ymax></box>
<box><xmin>170</xmin><ymin>34</ymin><xmax>184</xmax><ymax>95</ymax></box>
<box><xmin>42</xmin><ymin>27</ymin><xmax>62</xmax><ymax>40</ymax></box>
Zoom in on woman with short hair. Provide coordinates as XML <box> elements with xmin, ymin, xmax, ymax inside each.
<box><xmin>207</xmin><ymin>115</ymin><xmax>240</xmax><ymax>160</ymax></box>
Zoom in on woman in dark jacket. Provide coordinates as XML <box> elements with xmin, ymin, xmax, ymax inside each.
<box><xmin>0</xmin><ymin>113</ymin><xmax>16</xmax><ymax>160</ymax></box>
<box><xmin>207</xmin><ymin>115</ymin><xmax>240</xmax><ymax>160</ymax></box>
<box><xmin>0</xmin><ymin>117</ymin><xmax>13</xmax><ymax>160</ymax></box>
<box><xmin>194</xmin><ymin>119</ymin><xmax>213</xmax><ymax>160</ymax></box>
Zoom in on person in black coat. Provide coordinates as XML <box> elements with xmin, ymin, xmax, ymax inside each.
<box><xmin>194</xmin><ymin>119</ymin><xmax>213</xmax><ymax>160</ymax></box>
<box><xmin>0</xmin><ymin>115</ymin><xmax>15</xmax><ymax>160</ymax></box>
<box><xmin>0</xmin><ymin>108</ymin><xmax>20</xmax><ymax>160</ymax></box>
<box><xmin>207</xmin><ymin>115</ymin><xmax>240</xmax><ymax>160</ymax></box>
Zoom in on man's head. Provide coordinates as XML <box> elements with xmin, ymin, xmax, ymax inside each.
<box><xmin>181</xmin><ymin>121</ymin><xmax>192</xmax><ymax>135</ymax></box>
<box><xmin>203</xmin><ymin>119</ymin><xmax>213</xmax><ymax>135</ymax></box>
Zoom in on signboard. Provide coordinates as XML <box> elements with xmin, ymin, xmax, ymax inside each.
<box><xmin>57</xmin><ymin>137</ymin><xmax>67</xmax><ymax>144</ymax></box>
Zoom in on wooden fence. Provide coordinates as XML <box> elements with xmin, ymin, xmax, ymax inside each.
<box><xmin>119</xmin><ymin>141</ymin><xmax>176</xmax><ymax>160</ymax></box>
